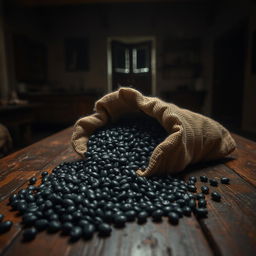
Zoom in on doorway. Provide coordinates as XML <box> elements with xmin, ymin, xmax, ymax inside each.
<box><xmin>107</xmin><ymin>37</ymin><xmax>156</xmax><ymax>96</ymax></box>
<box><xmin>212</xmin><ymin>23</ymin><xmax>246</xmax><ymax>130</ymax></box>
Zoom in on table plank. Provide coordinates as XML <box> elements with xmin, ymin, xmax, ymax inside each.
<box><xmin>68</xmin><ymin>219</ymin><xmax>213</xmax><ymax>256</ymax></box>
<box><xmin>1</xmin><ymin>128</ymin><xmax>256</xmax><ymax>256</ymax></box>
<box><xmin>226</xmin><ymin>134</ymin><xmax>256</xmax><ymax>187</ymax></box>
<box><xmin>183</xmin><ymin>162</ymin><xmax>256</xmax><ymax>256</ymax></box>
<box><xmin>2</xmin><ymin>217</ymin><xmax>213</xmax><ymax>256</ymax></box>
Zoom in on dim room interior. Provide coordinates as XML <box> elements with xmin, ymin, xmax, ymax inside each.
<box><xmin>0</xmin><ymin>0</ymin><xmax>256</xmax><ymax>155</ymax></box>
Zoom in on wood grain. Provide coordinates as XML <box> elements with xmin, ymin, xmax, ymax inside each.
<box><xmin>226</xmin><ymin>134</ymin><xmax>256</xmax><ymax>186</ymax></box>
<box><xmin>183</xmin><ymin>163</ymin><xmax>256</xmax><ymax>256</ymax></box>
<box><xmin>2</xmin><ymin>218</ymin><xmax>212</xmax><ymax>256</ymax></box>
<box><xmin>0</xmin><ymin>146</ymin><xmax>80</xmax><ymax>255</ymax></box>
<box><xmin>0</xmin><ymin>129</ymin><xmax>256</xmax><ymax>256</ymax></box>
<box><xmin>0</xmin><ymin>128</ymin><xmax>77</xmax><ymax>202</ymax></box>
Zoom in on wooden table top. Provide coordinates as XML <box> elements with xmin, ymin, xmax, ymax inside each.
<box><xmin>0</xmin><ymin>127</ymin><xmax>255</xmax><ymax>256</ymax></box>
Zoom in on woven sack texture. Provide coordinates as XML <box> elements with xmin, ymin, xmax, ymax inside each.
<box><xmin>71</xmin><ymin>88</ymin><xmax>236</xmax><ymax>176</ymax></box>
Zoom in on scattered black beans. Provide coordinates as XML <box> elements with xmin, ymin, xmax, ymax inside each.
<box><xmin>211</xmin><ymin>192</ymin><xmax>221</xmax><ymax>202</ymax></box>
<box><xmin>221</xmin><ymin>177</ymin><xmax>230</xmax><ymax>184</ymax></box>
<box><xmin>209</xmin><ymin>179</ymin><xmax>218</xmax><ymax>187</ymax></box>
<box><xmin>2</xmin><ymin>117</ymin><xmax>230</xmax><ymax>241</ymax></box>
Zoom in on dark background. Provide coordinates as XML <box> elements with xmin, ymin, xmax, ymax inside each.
<box><xmin>0</xmin><ymin>0</ymin><xmax>256</xmax><ymax>153</ymax></box>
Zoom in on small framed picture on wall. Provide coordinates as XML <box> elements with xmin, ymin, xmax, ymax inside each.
<box><xmin>65</xmin><ymin>37</ymin><xmax>89</xmax><ymax>72</ymax></box>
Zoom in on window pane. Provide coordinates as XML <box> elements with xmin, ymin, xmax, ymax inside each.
<box><xmin>114</xmin><ymin>47</ymin><xmax>129</xmax><ymax>73</ymax></box>
<box><xmin>137</xmin><ymin>48</ymin><xmax>147</xmax><ymax>69</ymax></box>
<box><xmin>132</xmin><ymin>47</ymin><xmax>149</xmax><ymax>73</ymax></box>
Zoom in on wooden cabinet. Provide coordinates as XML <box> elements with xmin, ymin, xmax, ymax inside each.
<box><xmin>19</xmin><ymin>93</ymin><xmax>100</xmax><ymax>125</ymax></box>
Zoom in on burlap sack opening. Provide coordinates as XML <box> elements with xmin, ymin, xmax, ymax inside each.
<box><xmin>71</xmin><ymin>88</ymin><xmax>236</xmax><ymax>177</ymax></box>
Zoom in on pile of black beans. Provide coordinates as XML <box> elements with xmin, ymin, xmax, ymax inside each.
<box><xmin>0</xmin><ymin>117</ymin><xmax>229</xmax><ymax>241</ymax></box>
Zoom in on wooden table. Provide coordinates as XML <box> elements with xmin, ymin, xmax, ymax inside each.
<box><xmin>0</xmin><ymin>128</ymin><xmax>255</xmax><ymax>256</ymax></box>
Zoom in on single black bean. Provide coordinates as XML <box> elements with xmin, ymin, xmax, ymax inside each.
<box><xmin>182</xmin><ymin>206</ymin><xmax>192</xmax><ymax>217</ymax></box>
<box><xmin>137</xmin><ymin>211</ymin><xmax>148</xmax><ymax>224</ymax></box>
<box><xmin>62</xmin><ymin>222</ymin><xmax>73</xmax><ymax>235</ymax></box>
<box><xmin>29</xmin><ymin>177</ymin><xmax>37</xmax><ymax>185</ymax></box>
<box><xmin>221</xmin><ymin>177</ymin><xmax>230</xmax><ymax>184</ymax></box>
<box><xmin>152</xmin><ymin>209</ymin><xmax>163</xmax><ymax>222</ymax></box>
<box><xmin>41</xmin><ymin>171</ymin><xmax>48</xmax><ymax>177</ymax></box>
<box><xmin>200</xmin><ymin>176</ymin><xmax>208</xmax><ymax>182</ymax></box>
<box><xmin>35</xmin><ymin>219</ymin><xmax>48</xmax><ymax>231</ymax></box>
<box><xmin>0</xmin><ymin>221</ymin><xmax>13</xmax><ymax>234</ymax></box>
<box><xmin>189</xmin><ymin>176</ymin><xmax>197</xmax><ymax>182</ymax></box>
<box><xmin>188</xmin><ymin>199</ymin><xmax>196</xmax><ymax>209</ymax></box>
<box><xmin>209</xmin><ymin>179</ymin><xmax>218</xmax><ymax>187</ymax></box>
<box><xmin>198</xmin><ymin>199</ymin><xmax>207</xmax><ymax>208</ymax></box>
<box><xmin>168</xmin><ymin>212</ymin><xmax>179</xmax><ymax>225</ymax></box>
<box><xmin>187</xmin><ymin>185</ymin><xmax>197</xmax><ymax>193</ymax></box>
<box><xmin>194</xmin><ymin>208</ymin><xmax>208</xmax><ymax>218</ymax></box>
<box><xmin>70</xmin><ymin>226</ymin><xmax>82</xmax><ymax>240</ymax></box>
<box><xmin>201</xmin><ymin>186</ymin><xmax>209</xmax><ymax>194</ymax></box>
<box><xmin>114</xmin><ymin>215</ymin><xmax>127</xmax><ymax>227</ymax></box>
<box><xmin>98</xmin><ymin>223</ymin><xmax>112</xmax><ymax>237</ymax></box>
<box><xmin>23</xmin><ymin>227</ymin><xmax>37</xmax><ymax>241</ymax></box>
<box><xmin>83</xmin><ymin>224</ymin><xmax>95</xmax><ymax>239</ymax></box>
<box><xmin>22</xmin><ymin>214</ymin><xmax>37</xmax><ymax>226</ymax></box>
<box><xmin>211</xmin><ymin>192</ymin><xmax>221</xmax><ymax>202</ymax></box>
<box><xmin>173</xmin><ymin>207</ymin><xmax>183</xmax><ymax>217</ymax></box>
<box><xmin>125</xmin><ymin>210</ymin><xmax>136</xmax><ymax>222</ymax></box>
<box><xmin>47</xmin><ymin>221</ymin><xmax>61</xmax><ymax>233</ymax></box>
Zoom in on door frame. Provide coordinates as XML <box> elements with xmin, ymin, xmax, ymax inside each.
<box><xmin>107</xmin><ymin>36</ymin><xmax>156</xmax><ymax>96</ymax></box>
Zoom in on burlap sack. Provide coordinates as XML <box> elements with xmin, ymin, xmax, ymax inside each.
<box><xmin>71</xmin><ymin>88</ymin><xmax>236</xmax><ymax>176</ymax></box>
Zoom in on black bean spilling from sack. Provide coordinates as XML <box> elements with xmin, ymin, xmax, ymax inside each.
<box><xmin>1</xmin><ymin>118</ymin><xmax>230</xmax><ymax>241</ymax></box>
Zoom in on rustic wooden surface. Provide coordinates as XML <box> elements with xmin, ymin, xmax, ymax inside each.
<box><xmin>0</xmin><ymin>128</ymin><xmax>255</xmax><ymax>256</ymax></box>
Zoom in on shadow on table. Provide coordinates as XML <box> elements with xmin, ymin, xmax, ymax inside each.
<box><xmin>177</xmin><ymin>156</ymin><xmax>236</xmax><ymax>178</ymax></box>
